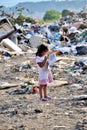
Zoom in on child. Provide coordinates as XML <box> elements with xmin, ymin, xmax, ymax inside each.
<box><xmin>36</xmin><ymin>44</ymin><xmax>53</xmax><ymax>101</ymax></box>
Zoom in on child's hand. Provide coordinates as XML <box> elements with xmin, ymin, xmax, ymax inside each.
<box><xmin>44</xmin><ymin>56</ymin><xmax>48</xmax><ymax>61</ymax></box>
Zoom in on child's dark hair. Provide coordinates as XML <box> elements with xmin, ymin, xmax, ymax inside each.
<box><xmin>36</xmin><ymin>44</ymin><xmax>48</xmax><ymax>56</ymax></box>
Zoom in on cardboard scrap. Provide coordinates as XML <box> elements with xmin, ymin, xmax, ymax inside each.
<box><xmin>49</xmin><ymin>80</ymin><xmax>68</xmax><ymax>87</ymax></box>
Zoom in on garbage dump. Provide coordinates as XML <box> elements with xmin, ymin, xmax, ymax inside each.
<box><xmin>1</xmin><ymin>9</ymin><xmax>87</xmax><ymax>130</ymax></box>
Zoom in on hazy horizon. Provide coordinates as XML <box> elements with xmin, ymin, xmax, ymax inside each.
<box><xmin>0</xmin><ymin>0</ymin><xmax>71</xmax><ymax>7</ymax></box>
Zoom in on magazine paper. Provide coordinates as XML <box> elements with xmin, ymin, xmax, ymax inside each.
<box><xmin>48</xmin><ymin>53</ymin><xmax>57</xmax><ymax>66</ymax></box>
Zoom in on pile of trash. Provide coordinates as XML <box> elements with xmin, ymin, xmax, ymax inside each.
<box><xmin>1</xmin><ymin>15</ymin><xmax>87</xmax><ymax>57</ymax></box>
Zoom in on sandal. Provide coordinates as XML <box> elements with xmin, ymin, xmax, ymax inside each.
<box><xmin>44</xmin><ymin>96</ymin><xmax>51</xmax><ymax>100</ymax></box>
<box><xmin>40</xmin><ymin>98</ymin><xmax>47</xmax><ymax>101</ymax></box>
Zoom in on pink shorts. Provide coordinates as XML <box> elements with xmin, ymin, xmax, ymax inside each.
<box><xmin>39</xmin><ymin>77</ymin><xmax>53</xmax><ymax>85</ymax></box>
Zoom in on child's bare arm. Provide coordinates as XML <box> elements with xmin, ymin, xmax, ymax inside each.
<box><xmin>48</xmin><ymin>50</ymin><xmax>58</xmax><ymax>56</ymax></box>
<box><xmin>37</xmin><ymin>56</ymin><xmax>48</xmax><ymax>68</ymax></box>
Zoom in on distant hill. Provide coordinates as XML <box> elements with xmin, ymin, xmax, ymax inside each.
<box><xmin>3</xmin><ymin>0</ymin><xmax>87</xmax><ymax>19</ymax></box>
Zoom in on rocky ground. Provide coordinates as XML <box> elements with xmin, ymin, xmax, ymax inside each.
<box><xmin>0</xmin><ymin>51</ymin><xmax>87</xmax><ymax>130</ymax></box>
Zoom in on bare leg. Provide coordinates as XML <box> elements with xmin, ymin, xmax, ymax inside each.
<box><xmin>43</xmin><ymin>85</ymin><xmax>47</xmax><ymax>98</ymax></box>
<box><xmin>39</xmin><ymin>85</ymin><xmax>43</xmax><ymax>98</ymax></box>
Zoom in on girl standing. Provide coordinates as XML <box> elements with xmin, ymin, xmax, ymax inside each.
<box><xmin>36</xmin><ymin>44</ymin><xmax>53</xmax><ymax>101</ymax></box>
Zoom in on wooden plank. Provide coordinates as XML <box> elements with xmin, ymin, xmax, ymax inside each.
<box><xmin>0</xmin><ymin>83</ymin><xmax>19</xmax><ymax>89</ymax></box>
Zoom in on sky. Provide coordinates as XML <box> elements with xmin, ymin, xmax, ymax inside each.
<box><xmin>0</xmin><ymin>0</ymin><xmax>56</xmax><ymax>7</ymax></box>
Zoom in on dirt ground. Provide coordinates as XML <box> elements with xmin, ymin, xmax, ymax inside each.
<box><xmin>0</xmin><ymin>52</ymin><xmax>87</xmax><ymax>130</ymax></box>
